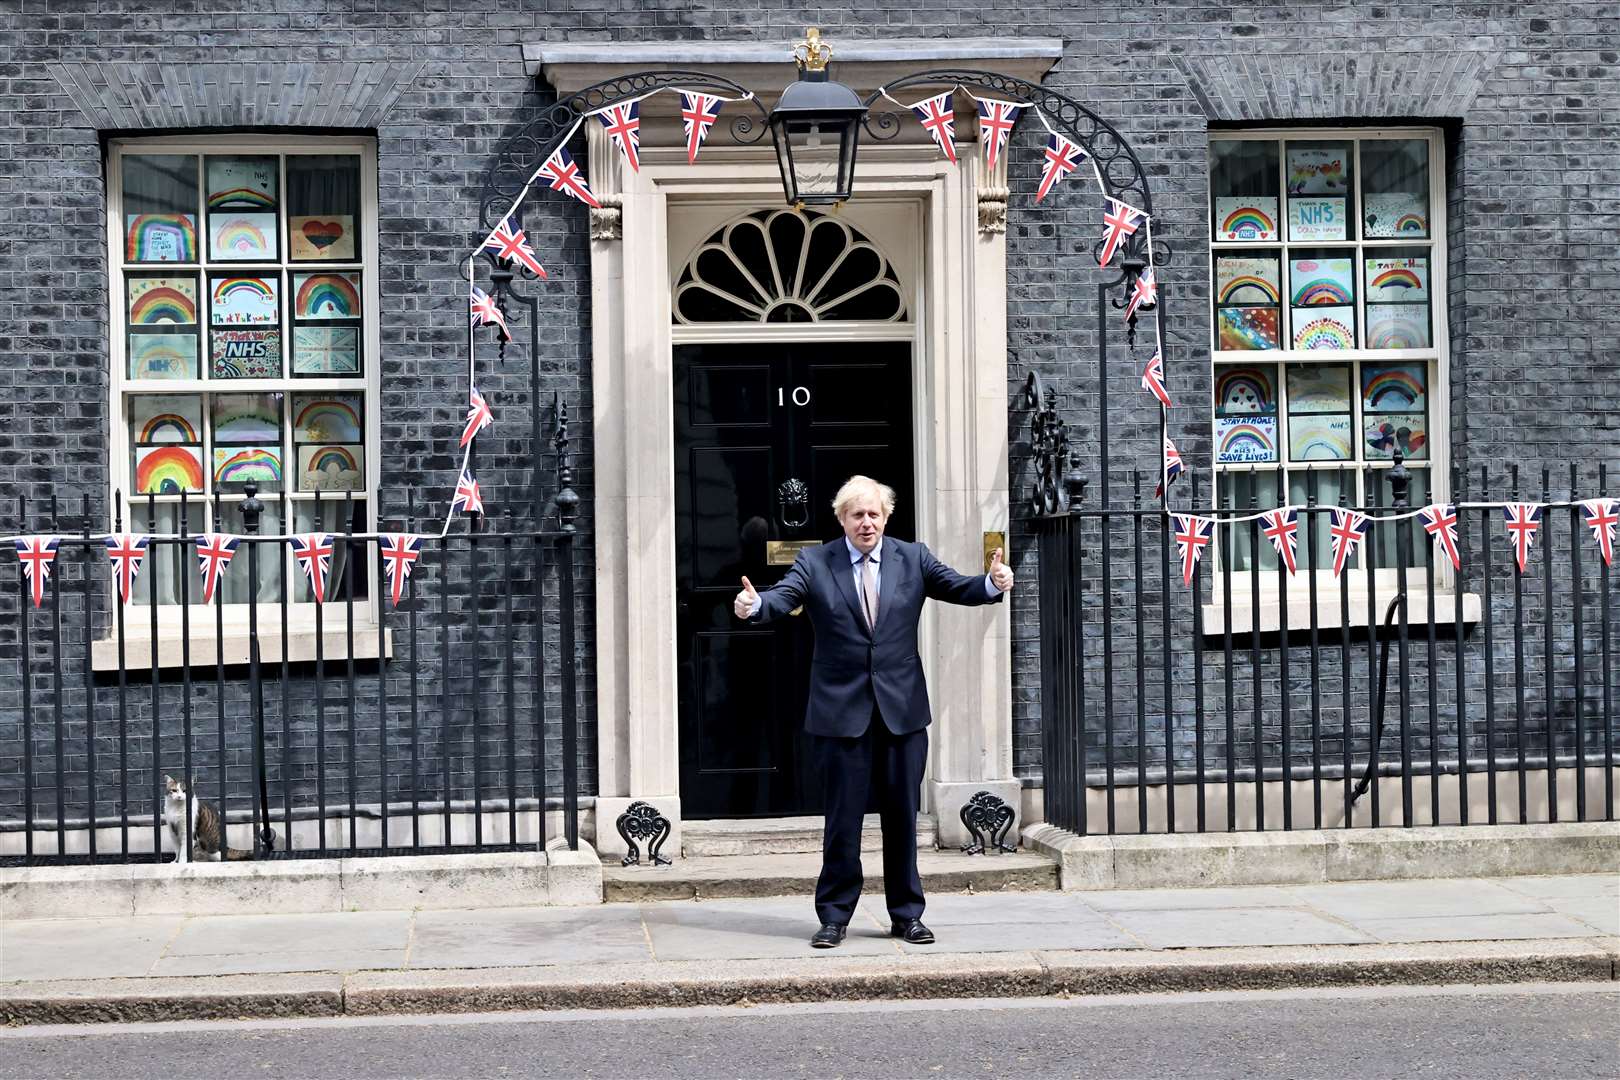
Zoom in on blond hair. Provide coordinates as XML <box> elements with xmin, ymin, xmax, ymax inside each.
<box><xmin>831</xmin><ymin>475</ymin><xmax>896</xmax><ymax>519</ymax></box>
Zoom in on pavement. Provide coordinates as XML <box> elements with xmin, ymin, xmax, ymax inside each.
<box><xmin>1</xmin><ymin>873</ymin><xmax>1615</xmax><ymax>1025</ymax></box>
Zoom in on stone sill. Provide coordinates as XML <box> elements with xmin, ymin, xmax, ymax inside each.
<box><xmin>91</xmin><ymin>625</ymin><xmax>393</xmax><ymax>671</ymax></box>
<box><xmin>1202</xmin><ymin>589</ymin><xmax>1481</xmax><ymax>636</ymax></box>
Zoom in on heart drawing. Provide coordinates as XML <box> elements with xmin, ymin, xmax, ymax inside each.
<box><xmin>301</xmin><ymin>220</ymin><xmax>344</xmax><ymax>249</ymax></box>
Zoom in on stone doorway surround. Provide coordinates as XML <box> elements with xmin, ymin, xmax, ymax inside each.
<box><xmin>525</xmin><ymin>38</ymin><xmax>1061</xmax><ymax>858</ymax></box>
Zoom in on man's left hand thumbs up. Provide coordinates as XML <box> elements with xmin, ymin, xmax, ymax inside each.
<box><xmin>988</xmin><ymin>547</ymin><xmax>1014</xmax><ymax>593</ymax></box>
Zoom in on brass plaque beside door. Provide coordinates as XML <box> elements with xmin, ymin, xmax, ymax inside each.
<box><xmin>767</xmin><ymin>539</ymin><xmax>822</xmax><ymax>566</ymax></box>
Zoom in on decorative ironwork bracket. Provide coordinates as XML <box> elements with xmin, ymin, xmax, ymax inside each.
<box><xmin>615</xmin><ymin>800</ymin><xmax>673</xmax><ymax>867</ymax></box>
<box><xmin>1022</xmin><ymin>371</ymin><xmax>1087</xmax><ymax>517</ymax></box>
<box><xmin>959</xmin><ymin>790</ymin><xmax>1017</xmax><ymax>855</ymax></box>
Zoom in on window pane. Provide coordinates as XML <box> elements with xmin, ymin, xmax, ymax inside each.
<box><xmin>209</xmin><ymin>273</ymin><xmax>282</xmax><ymax>379</ymax></box>
<box><xmin>127</xmin><ymin>273</ymin><xmax>201</xmax><ymax>380</ymax></box>
<box><xmin>1285</xmin><ymin>364</ymin><xmax>1354</xmax><ymax>461</ymax></box>
<box><xmin>1214</xmin><ymin>253</ymin><xmax>1281</xmax><ymax>351</ymax></box>
<box><xmin>129</xmin><ymin>394</ymin><xmax>204</xmax><ymax>495</ymax></box>
<box><xmin>1210</xmin><ymin>141</ymin><xmax>1280</xmax><ymax>242</ymax></box>
<box><xmin>1361</xmin><ymin>362</ymin><xmax>1429</xmax><ymax>461</ymax></box>
<box><xmin>1286</xmin><ymin>141</ymin><xmax>1352</xmax><ymax>241</ymax></box>
<box><xmin>292</xmin><ymin>393</ymin><xmax>364</xmax><ymax>492</ymax></box>
<box><xmin>217</xmin><ymin>502</ymin><xmax>283</xmax><ymax>605</ymax></box>
<box><xmin>206</xmin><ymin>156</ymin><xmax>279</xmax><ymax>261</ymax></box>
<box><xmin>1217</xmin><ymin>473</ymin><xmax>1283</xmax><ymax>571</ymax></box>
<box><xmin>292</xmin><ymin>499</ymin><xmax>369</xmax><ymax>603</ymax></box>
<box><xmin>128</xmin><ymin>505</ymin><xmax>204</xmax><ymax>606</ymax></box>
<box><xmin>123</xmin><ymin>154</ymin><xmax>198</xmax><ymax>264</ymax></box>
<box><xmin>1214</xmin><ymin>365</ymin><xmax>1279</xmax><ymax>464</ymax></box>
<box><xmin>287</xmin><ymin>155</ymin><xmax>360</xmax><ymax>261</ymax></box>
<box><xmin>1364</xmin><ymin>248</ymin><xmax>1432</xmax><ymax>349</ymax></box>
<box><xmin>290</xmin><ymin>272</ymin><xmax>363</xmax><ymax>377</ymax></box>
<box><xmin>1361</xmin><ymin>139</ymin><xmax>1429</xmax><ymax>238</ymax></box>
<box><xmin>1288</xmin><ymin>250</ymin><xmax>1356</xmax><ymax>349</ymax></box>
<box><xmin>211</xmin><ymin>393</ymin><xmax>285</xmax><ymax>494</ymax></box>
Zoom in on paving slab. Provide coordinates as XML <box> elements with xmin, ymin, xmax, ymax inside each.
<box><xmin>1077</xmin><ymin>885</ymin><xmax>1310</xmax><ymax>911</ymax></box>
<box><xmin>1539</xmin><ymin>897</ymin><xmax>1619</xmax><ymax>936</ymax></box>
<box><xmin>639</xmin><ymin>897</ymin><xmax>900</xmax><ymax>960</ymax></box>
<box><xmin>1351</xmin><ymin>912</ymin><xmax>1604</xmax><ymax>944</ymax></box>
<box><xmin>857</xmin><ymin>892</ymin><xmax>1140</xmax><ymax>952</ymax></box>
<box><xmin>1104</xmin><ymin>907</ymin><xmax>1372</xmax><ymax>949</ymax></box>
<box><xmin>409</xmin><ymin>905</ymin><xmax>652</xmax><ymax>969</ymax></box>
<box><xmin>0</xmin><ymin>916</ymin><xmax>185</xmax><ymax>981</ymax></box>
<box><xmin>1290</xmin><ymin>878</ymin><xmax>1552</xmax><ymax>920</ymax></box>
<box><xmin>1495</xmin><ymin>874</ymin><xmax>1619</xmax><ymax>901</ymax></box>
<box><xmin>163</xmin><ymin>910</ymin><xmax>412</xmax><ymax>956</ymax></box>
<box><xmin>150</xmin><ymin>948</ymin><xmax>406</xmax><ymax>977</ymax></box>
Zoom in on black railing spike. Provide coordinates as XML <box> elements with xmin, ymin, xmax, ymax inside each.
<box><xmin>553</xmin><ymin>391</ymin><xmax>579</xmax><ymax>533</ymax></box>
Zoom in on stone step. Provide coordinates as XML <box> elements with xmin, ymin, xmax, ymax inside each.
<box><xmin>679</xmin><ymin>814</ymin><xmax>937</xmax><ymax>857</ymax></box>
<box><xmin>603</xmin><ymin>848</ymin><xmax>1058</xmax><ymax>903</ymax></box>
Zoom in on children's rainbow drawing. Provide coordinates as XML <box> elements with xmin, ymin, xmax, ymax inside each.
<box><xmin>1285</xmin><ymin>365</ymin><xmax>1351</xmax><ymax>413</ymax></box>
<box><xmin>1216</xmin><ymin>198</ymin><xmax>1279</xmax><ymax>241</ymax></box>
<box><xmin>1289</xmin><ymin>259</ymin><xmax>1353</xmax><ymax>306</ymax></box>
<box><xmin>128</xmin><ymin>334</ymin><xmax>197</xmax><ymax>379</ymax></box>
<box><xmin>1361</xmin><ymin>364</ymin><xmax>1426</xmax><ymax>411</ymax></box>
<box><xmin>1217</xmin><ymin>307</ymin><xmax>1279</xmax><ymax>351</ymax></box>
<box><xmin>213</xmin><ymin>447</ymin><xmax>283</xmax><ymax>487</ymax></box>
<box><xmin>128</xmin><ymin>280</ymin><xmax>198</xmax><ymax>325</ymax></box>
<box><xmin>1293</xmin><ymin>312</ymin><xmax>1356</xmax><ymax>351</ymax></box>
<box><xmin>137</xmin><ymin>412</ymin><xmax>200</xmax><ymax>443</ymax></box>
<box><xmin>294</xmin><ymin>398</ymin><xmax>362</xmax><ymax>443</ymax></box>
<box><xmin>135</xmin><ymin>446</ymin><xmax>204</xmax><ymax>494</ymax></box>
<box><xmin>1366</xmin><ymin>311</ymin><xmax>1430</xmax><ymax>350</ymax></box>
<box><xmin>1288</xmin><ymin>414</ymin><xmax>1353</xmax><ymax>461</ymax></box>
<box><xmin>212</xmin><ymin>396</ymin><xmax>280</xmax><ymax>442</ymax></box>
<box><xmin>1395</xmin><ymin>214</ymin><xmax>1426</xmax><ymax>232</ymax></box>
<box><xmin>211</xmin><ymin>276</ymin><xmax>278</xmax><ymax>323</ymax></box>
<box><xmin>209</xmin><ymin>213</ymin><xmax>278</xmax><ymax>261</ymax></box>
<box><xmin>1365</xmin><ymin>258</ymin><xmax>1428</xmax><ymax>301</ymax></box>
<box><xmin>297</xmin><ymin>444</ymin><xmax>364</xmax><ymax>491</ymax></box>
<box><xmin>1215</xmin><ymin>416</ymin><xmax>1277</xmax><ymax>463</ymax></box>
<box><xmin>125</xmin><ymin>214</ymin><xmax>197</xmax><ymax>262</ymax></box>
<box><xmin>293</xmin><ymin>273</ymin><xmax>360</xmax><ymax>319</ymax></box>
<box><xmin>1215</xmin><ymin>257</ymin><xmax>1279</xmax><ymax>304</ymax></box>
<box><xmin>1369</xmin><ymin>266</ymin><xmax>1422</xmax><ymax>292</ymax></box>
<box><xmin>206</xmin><ymin>159</ymin><xmax>277</xmax><ymax>209</ymax></box>
<box><xmin>1218</xmin><ymin>276</ymin><xmax>1281</xmax><ymax>305</ymax></box>
<box><xmin>1215</xmin><ymin>367</ymin><xmax>1274</xmax><ymax>415</ymax></box>
<box><xmin>1363</xmin><ymin>194</ymin><xmax>1428</xmax><ymax>238</ymax></box>
<box><xmin>209</xmin><ymin>188</ymin><xmax>275</xmax><ymax>210</ymax></box>
<box><xmin>1291</xmin><ymin>277</ymin><xmax>1352</xmax><ymax>305</ymax></box>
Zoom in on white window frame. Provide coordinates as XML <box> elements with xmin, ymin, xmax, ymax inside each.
<box><xmin>1204</xmin><ymin>126</ymin><xmax>1464</xmax><ymax>623</ymax></box>
<box><xmin>101</xmin><ymin>134</ymin><xmax>383</xmax><ymax>665</ymax></box>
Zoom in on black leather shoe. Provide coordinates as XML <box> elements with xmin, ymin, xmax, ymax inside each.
<box><xmin>810</xmin><ymin>924</ymin><xmax>847</xmax><ymax>949</ymax></box>
<box><xmin>891</xmin><ymin>918</ymin><xmax>935</xmax><ymax>944</ymax></box>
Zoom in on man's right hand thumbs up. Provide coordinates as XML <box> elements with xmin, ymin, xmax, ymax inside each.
<box><xmin>733</xmin><ymin>576</ymin><xmax>759</xmax><ymax>620</ymax></box>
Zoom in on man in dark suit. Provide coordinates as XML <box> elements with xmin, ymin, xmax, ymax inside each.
<box><xmin>734</xmin><ymin>475</ymin><xmax>1013</xmax><ymax>948</ymax></box>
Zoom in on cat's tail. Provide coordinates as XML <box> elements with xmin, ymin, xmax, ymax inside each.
<box><xmin>223</xmin><ymin>826</ymin><xmax>278</xmax><ymax>860</ymax></box>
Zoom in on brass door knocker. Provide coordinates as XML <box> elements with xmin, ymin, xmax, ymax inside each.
<box><xmin>777</xmin><ymin>478</ymin><xmax>809</xmax><ymax>530</ymax></box>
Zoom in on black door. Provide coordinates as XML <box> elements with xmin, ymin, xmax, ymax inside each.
<box><xmin>674</xmin><ymin>341</ymin><xmax>914</xmax><ymax>818</ymax></box>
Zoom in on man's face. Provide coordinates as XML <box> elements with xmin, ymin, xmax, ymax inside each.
<box><xmin>839</xmin><ymin>490</ymin><xmax>888</xmax><ymax>554</ymax></box>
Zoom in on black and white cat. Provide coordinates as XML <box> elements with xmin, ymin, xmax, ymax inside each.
<box><xmin>162</xmin><ymin>775</ymin><xmax>254</xmax><ymax>864</ymax></box>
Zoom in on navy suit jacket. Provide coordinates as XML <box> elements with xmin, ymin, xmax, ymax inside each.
<box><xmin>749</xmin><ymin>537</ymin><xmax>1003</xmax><ymax>737</ymax></box>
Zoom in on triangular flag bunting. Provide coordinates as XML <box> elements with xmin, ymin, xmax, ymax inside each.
<box><xmin>460</xmin><ymin>385</ymin><xmax>494</xmax><ymax>449</ymax></box>
<box><xmin>380</xmin><ymin>533</ymin><xmax>428</xmax><ymax>608</ymax></box>
<box><xmin>910</xmin><ymin>92</ymin><xmax>957</xmax><ymax>164</ymax></box>
<box><xmin>1419</xmin><ymin>503</ymin><xmax>1462</xmax><ymax>570</ymax></box>
<box><xmin>1154</xmin><ymin>435</ymin><xmax>1183</xmax><ymax>500</ymax></box>
<box><xmin>452</xmin><ymin>467</ymin><xmax>484</xmax><ymax>516</ymax></box>
<box><xmin>536</xmin><ymin>146</ymin><xmax>599</xmax><ymax>208</ymax></box>
<box><xmin>1036</xmin><ymin>133</ymin><xmax>1087</xmax><ymax>202</ymax></box>
<box><xmin>974</xmin><ymin>97</ymin><xmax>1022</xmax><ymax>172</ymax></box>
<box><xmin>194</xmin><ymin>533</ymin><xmax>240</xmax><ymax>605</ymax></box>
<box><xmin>678</xmin><ymin>92</ymin><xmax>723</xmax><ymax>164</ymax></box>
<box><xmin>1581</xmin><ymin>497</ymin><xmax>1618</xmax><ymax>566</ymax></box>
<box><xmin>290</xmin><ymin>533</ymin><xmax>333</xmax><ymax>604</ymax></box>
<box><xmin>1172</xmin><ymin>514</ymin><xmax>1214</xmax><ymax>587</ymax></box>
<box><xmin>1140</xmin><ymin>349</ymin><xmax>1172</xmax><ymax>409</ymax></box>
<box><xmin>1329</xmin><ymin>508</ymin><xmax>1369</xmax><ymax>578</ymax></box>
<box><xmin>1261</xmin><ymin>508</ymin><xmax>1300</xmax><ymax>575</ymax></box>
<box><xmin>470</xmin><ymin>285</ymin><xmax>510</xmax><ymax>342</ymax></box>
<box><xmin>1502</xmin><ymin>503</ymin><xmax>1542</xmax><ymax>574</ymax></box>
<box><xmin>14</xmin><ymin>536</ymin><xmax>60</xmax><ymax>609</ymax></box>
<box><xmin>1125</xmin><ymin>265</ymin><xmax>1157</xmax><ymax>322</ymax></box>
<box><xmin>482</xmin><ymin>219</ymin><xmax>547</xmax><ymax>279</ymax></box>
<box><xmin>1099</xmin><ymin>197</ymin><xmax>1146</xmax><ymax>267</ymax></box>
<box><xmin>105</xmin><ymin>534</ymin><xmax>149</xmax><ymax>605</ymax></box>
<box><xmin>597</xmin><ymin>100</ymin><xmax>642</xmax><ymax>172</ymax></box>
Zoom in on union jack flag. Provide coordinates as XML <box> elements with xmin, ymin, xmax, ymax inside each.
<box><xmin>910</xmin><ymin>92</ymin><xmax>957</xmax><ymax>164</ymax></box>
<box><xmin>1125</xmin><ymin>265</ymin><xmax>1157</xmax><ymax>322</ymax></box>
<box><xmin>291</xmin><ymin>533</ymin><xmax>333</xmax><ymax>605</ymax></box>
<box><xmin>1098</xmin><ymin>197</ymin><xmax>1146</xmax><ymax>268</ymax></box>
<box><xmin>104</xmin><ymin>534</ymin><xmax>149</xmax><ymax>605</ymax></box>
<box><xmin>470</xmin><ymin>285</ymin><xmax>510</xmax><ymax>342</ymax></box>
<box><xmin>482</xmin><ymin>219</ymin><xmax>547</xmax><ymax>279</ymax></box>
<box><xmin>1581</xmin><ymin>497</ymin><xmax>1618</xmax><ymax>567</ymax></box>
<box><xmin>1502</xmin><ymin>503</ymin><xmax>1542</xmax><ymax>574</ymax></box>
<box><xmin>193</xmin><ymin>533</ymin><xmax>240</xmax><ymax>605</ymax></box>
<box><xmin>1262</xmin><ymin>508</ymin><xmax>1300</xmax><ymax>575</ymax></box>
<box><xmin>1419</xmin><ymin>503</ymin><xmax>1462</xmax><ymax>570</ymax></box>
<box><xmin>536</xmin><ymin>146</ymin><xmax>599</xmax><ymax>208</ymax></box>
<box><xmin>1172</xmin><ymin>514</ymin><xmax>1215</xmax><ymax>587</ymax></box>
<box><xmin>974</xmin><ymin>97</ymin><xmax>1022</xmax><ymax>172</ymax></box>
<box><xmin>379</xmin><ymin>533</ymin><xmax>427</xmax><ymax>608</ymax></box>
<box><xmin>1154</xmin><ymin>435</ymin><xmax>1183</xmax><ymax>500</ymax></box>
<box><xmin>452</xmin><ymin>467</ymin><xmax>484</xmax><ymax>516</ymax></box>
<box><xmin>1036</xmin><ymin>134</ymin><xmax>1086</xmax><ymax>202</ymax></box>
<box><xmin>597</xmin><ymin>100</ymin><xmax>642</xmax><ymax>172</ymax></box>
<box><xmin>14</xmin><ymin>536</ymin><xmax>59</xmax><ymax>609</ymax></box>
<box><xmin>1328</xmin><ymin>508</ymin><xmax>1369</xmax><ymax>578</ymax></box>
<box><xmin>460</xmin><ymin>385</ymin><xmax>494</xmax><ymax>449</ymax></box>
<box><xmin>679</xmin><ymin>92</ymin><xmax>723</xmax><ymax>164</ymax></box>
<box><xmin>1140</xmin><ymin>349</ymin><xmax>1172</xmax><ymax>409</ymax></box>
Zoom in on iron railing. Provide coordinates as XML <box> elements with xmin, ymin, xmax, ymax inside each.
<box><xmin>1034</xmin><ymin>461</ymin><xmax>1616</xmax><ymax>835</ymax></box>
<box><xmin>1</xmin><ymin>480</ymin><xmax>585</xmax><ymax>866</ymax></box>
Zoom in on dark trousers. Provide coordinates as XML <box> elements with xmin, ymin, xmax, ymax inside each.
<box><xmin>812</xmin><ymin>711</ymin><xmax>928</xmax><ymax>927</ymax></box>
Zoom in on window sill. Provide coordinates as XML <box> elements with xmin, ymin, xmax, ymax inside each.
<box><xmin>1201</xmin><ymin>588</ymin><xmax>1481</xmax><ymax>636</ymax></box>
<box><xmin>92</xmin><ymin>624</ymin><xmax>393</xmax><ymax>672</ymax></box>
